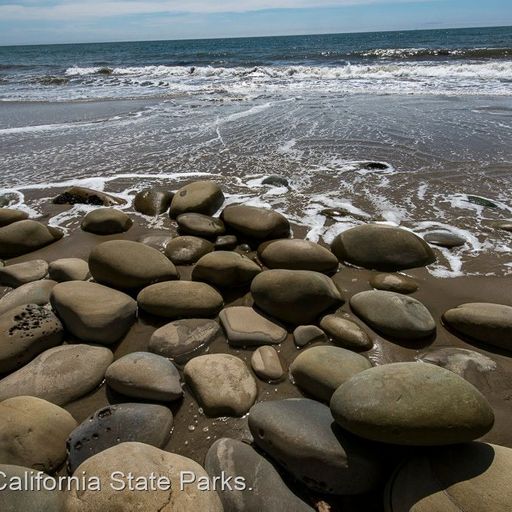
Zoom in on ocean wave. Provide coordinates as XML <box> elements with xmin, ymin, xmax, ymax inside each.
<box><xmin>354</xmin><ymin>47</ymin><xmax>512</xmax><ymax>59</ymax></box>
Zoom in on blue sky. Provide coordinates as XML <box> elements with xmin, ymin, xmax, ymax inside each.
<box><xmin>0</xmin><ymin>0</ymin><xmax>511</xmax><ymax>45</ymax></box>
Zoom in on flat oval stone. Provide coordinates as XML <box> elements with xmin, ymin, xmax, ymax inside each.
<box><xmin>423</xmin><ymin>230</ymin><xmax>466</xmax><ymax>248</ymax></box>
<box><xmin>320</xmin><ymin>315</ymin><xmax>373</xmax><ymax>351</ymax></box>
<box><xmin>105</xmin><ymin>352</ymin><xmax>182</xmax><ymax>401</ymax></box>
<box><xmin>251</xmin><ymin>346</ymin><xmax>284</xmax><ymax>380</ymax></box>
<box><xmin>258</xmin><ymin>239</ymin><xmax>338</xmax><ymax>273</ymax></box>
<box><xmin>133</xmin><ymin>188</ymin><xmax>173</xmax><ymax>216</ymax></box>
<box><xmin>0</xmin><ymin>344</ymin><xmax>113</xmax><ymax>405</ymax></box>
<box><xmin>137</xmin><ymin>281</ymin><xmax>223</xmax><ymax>318</ymax></box>
<box><xmin>330</xmin><ymin>362</ymin><xmax>495</xmax><ymax>445</ymax></box>
<box><xmin>89</xmin><ymin>240</ymin><xmax>178</xmax><ymax>290</ymax></box>
<box><xmin>0</xmin><ymin>260</ymin><xmax>48</xmax><ymax>287</ymax></box>
<box><xmin>248</xmin><ymin>398</ymin><xmax>382</xmax><ymax>495</ymax></box>
<box><xmin>221</xmin><ymin>205</ymin><xmax>290</xmax><ymax>240</ymax></box>
<box><xmin>293</xmin><ymin>325</ymin><xmax>328</xmax><ymax>347</ymax></box>
<box><xmin>331</xmin><ymin>224</ymin><xmax>436</xmax><ymax>271</ymax></box>
<box><xmin>67</xmin><ymin>403</ymin><xmax>174</xmax><ymax>473</ymax></box>
<box><xmin>0</xmin><ymin>280</ymin><xmax>57</xmax><ymax>316</ymax></box>
<box><xmin>164</xmin><ymin>236</ymin><xmax>214</xmax><ymax>265</ymax></box>
<box><xmin>177</xmin><ymin>213</ymin><xmax>226</xmax><ymax>238</ymax></box>
<box><xmin>81</xmin><ymin>208</ymin><xmax>132</xmax><ymax>235</ymax></box>
<box><xmin>0</xmin><ymin>208</ymin><xmax>28</xmax><ymax>227</ymax></box>
<box><xmin>369</xmin><ymin>273</ymin><xmax>419</xmax><ymax>294</ymax></box>
<box><xmin>290</xmin><ymin>346</ymin><xmax>372</xmax><ymax>402</ymax></box>
<box><xmin>350</xmin><ymin>290</ymin><xmax>436</xmax><ymax>340</ymax></box>
<box><xmin>48</xmin><ymin>258</ymin><xmax>89</xmax><ymax>282</ymax></box>
<box><xmin>219</xmin><ymin>306</ymin><xmax>287</xmax><ymax>347</ymax></box>
<box><xmin>169</xmin><ymin>180</ymin><xmax>225</xmax><ymax>218</ymax></box>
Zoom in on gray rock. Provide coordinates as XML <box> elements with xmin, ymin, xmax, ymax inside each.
<box><xmin>52</xmin><ymin>186</ymin><xmax>124</xmax><ymax>206</ymax></box>
<box><xmin>137</xmin><ymin>281</ymin><xmax>223</xmax><ymax>318</ymax></box>
<box><xmin>48</xmin><ymin>258</ymin><xmax>89</xmax><ymax>282</ymax></box>
<box><xmin>67</xmin><ymin>403</ymin><xmax>174</xmax><ymax>473</ymax></box>
<box><xmin>219</xmin><ymin>306</ymin><xmax>287</xmax><ymax>347</ymax></box>
<box><xmin>205</xmin><ymin>438</ymin><xmax>314</xmax><ymax>512</ymax></box>
<box><xmin>293</xmin><ymin>325</ymin><xmax>328</xmax><ymax>347</ymax></box>
<box><xmin>81</xmin><ymin>207</ymin><xmax>133</xmax><ymax>235</ymax></box>
<box><xmin>262</xmin><ymin>175</ymin><xmax>289</xmax><ymax>187</ymax></box>
<box><xmin>423</xmin><ymin>230</ymin><xmax>466</xmax><ymax>248</ymax></box>
<box><xmin>221</xmin><ymin>205</ymin><xmax>290</xmax><ymax>240</ymax></box>
<box><xmin>0</xmin><ymin>260</ymin><xmax>48</xmax><ymax>287</ymax></box>
<box><xmin>215</xmin><ymin>234</ymin><xmax>238</xmax><ymax>250</ymax></box>
<box><xmin>138</xmin><ymin>234</ymin><xmax>172</xmax><ymax>251</ymax></box>
<box><xmin>177</xmin><ymin>213</ymin><xmax>226</xmax><ymax>239</ymax></box>
<box><xmin>164</xmin><ymin>236</ymin><xmax>214</xmax><ymax>265</ymax></box>
<box><xmin>184</xmin><ymin>354</ymin><xmax>258</xmax><ymax>416</ymax></box>
<box><xmin>0</xmin><ymin>208</ymin><xmax>28</xmax><ymax>228</ymax></box>
<box><xmin>249</xmin><ymin>398</ymin><xmax>382</xmax><ymax>495</ymax></box>
<box><xmin>331</xmin><ymin>224</ymin><xmax>436</xmax><ymax>271</ymax></box>
<box><xmin>0</xmin><ymin>280</ymin><xmax>57</xmax><ymax>315</ymax></box>
<box><xmin>320</xmin><ymin>315</ymin><xmax>373</xmax><ymax>351</ymax></box>
<box><xmin>106</xmin><ymin>352</ymin><xmax>182</xmax><ymax>401</ymax></box>
<box><xmin>169</xmin><ymin>180</ymin><xmax>225</xmax><ymax>218</ymax></box>
<box><xmin>466</xmin><ymin>195</ymin><xmax>497</xmax><ymax>208</ymax></box>
<box><xmin>251</xmin><ymin>269</ymin><xmax>343</xmax><ymax>325</ymax></box>
<box><xmin>251</xmin><ymin>346</ymin><xmax>284</xmax><ymax>380</ymax></box>
<box><xmin>0</xmin><ymin>304</ymin><xmax>64</xmax><ymax>373</ymax></box>
<box><xmin>369</xmin><ymin>273</ymin><xmax>418</xmax><ymax>294</ymax></box>
<box><xmin>0</xmin><ymin>344</ymin><xmax>113</xmax><ymax>405</ymax></box>
<box><xmin>290</xmin><ymin>346</ymin><xmax>372</xmax><ymax>402</ymax></box>
<box><xmin>89</xmin><ymin>240</ymin><xmax>178</xmax><ymax>290</ymax></box>
<box><xmin>350</xmin><ymin>290</ymin><xmax>436</xmax><ymax>340</ymax></box>
<box><xmin>133</xmin><ymin>188</ymin><xmax>173</xmax><ymax>216</ymax></box>
<box><xmin>330</xmin><ymin>362</ymin><xmax>494</xmax><ymax>445</ymax></box>
<box><xmin>51</xmin><ymin>281</ymin><xmax>136</xmax><ymax>344</ymax></box>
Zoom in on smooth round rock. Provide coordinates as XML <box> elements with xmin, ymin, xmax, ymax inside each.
<box><xmin>0</xmin><ymin>259</ymin><xmax>48</xmax><ymax>287</ymax></box>
<box><xmin>0</xmin><ymin>280</ymin><xmax>57</xmax><ymax>316</ymax></box>
<box><xmin>0</xmin><ymin>208</ymin><xmax>29</xmax><ymax>227</ymax></box>
<box><xmin>215</xmin><ymin>234</ymin><xmax>238</xmax><ymax>250</ymax></box>
<box><xmin>133</xmin><ymin>188</ymin><xmax>173</xmax><ymax>216</ymax></box>
<box><xmin>350</xmin><ymin>290</ymin><xmax>436</xmax><ymax>340</ymax></box>
<box><xmin>0</xmin><ymin>396</ymin><xmax>77</xmax><ymax>472</ymax></box>
<box><xmin>0</xmin><ymin>304</ymin><xmax>64</xmax><ymax>373</ymax></box>
<box><xmin>251</xmin><ymin>346</ymin><xmax>284</xmax><ymax>380</ymax></box>
<box><xmin>443</xmin><ymin>303</ymin><xmax>512</xmax><ymax>351</ymax></box>
<box><xmin>370</xmin><ymin>273</ymin><xmax>419</xmax><ymax>294</ymax></box>
<box><xmin>0</xmin><ymin>220</ymin><xmax>63</xmax><ymax>259</ymax></box>
<box><xmin>293</xmin><ymin>325</ymin><xmax>329</xmax><ymax>347</ymax></box>
<box><xmin>48</xmin><ymin>258</ymin><xmax>90</xmax><ymax>282</ymax></box>
<box><xmin>67</xmin><ymin>403</ymin><xmax>174</xmax><ymax>473</ymax></box>
<box><xmin>219</xmin><ymin>306</ymin><xmax>287</xmax><ymax>347</ymax></box>
<box><xmin>258</xmin><ymin>239</ymin><xmax>338</xmax><ymax>273</ymax></box>
<box><xmin>290</xmin><ymin>346</ymin><xmax>372</xmax><ymax>402</ymax></box>
<box><xmin>0</xmin><ymin>344</ymin><xmax>113</xmax><ymax>405</ymax></box>
<box><xmin>64</xmin><ymin>442</ymin><xmax>223</xmax><ymax>512</ymax></box>
<box><xmin>330</xmin><ymin>362</ymin><xmax>495</xmax><ymax>445</ymax></box>
<box><xmin>169</xmin><ymin>180</ymin><xmax>225</xmax><ymax>218</ymax></box>
<box><xmin>320</xmin><ymin>314</ymin><xmax>373</xmax><ymax>351</ymax></box>
<box><xmin>251</xmin><ymin>269</ymin><xmax>343</xmax><ymax>325</ymax></box>
<box><xmin>423</xmin><ymin>230</ymin><xmax>466</xmax><ymax>248</ymax></box>
<box><xmin>184</xmin><ymin>354</ymin><xmax>258</xmax><ymax>417</ymax></box>
<box><xmin>192</xmin><ymin>251</ymin><xmax>261</xmax><ymax>288</ymax></box>
<box><xmin>164</xmin><ymin>236</ymin><xmax>214</xmax><ymax>265</ymax></box>
<box><xmin>52</xmin><ymin>186</ymin><xmax>124</xmax><ymax>206</ymax></box>
<box><xmin>81</xmin><ymin>207</ymin><xmax>132</xmax><ymax>235</ymax></box>
<box><xmin>89</xmin><ymin>240</ymin><xmax>178</xmax><ymax>290</ymax></box>
<box><xmin>205</xmin><ymin>438</ymin><xmax>314</xmax><ymax>512</ymax></box>
<box><xmin>177</xmin><ymin>213</ymin><xmax>226</xmax><ymax>239</ymax></box>
<box><xmin>249</xmin><ymin>398</ymin><xmax>382</xmax><ymax>495</ymax></box>
<box><xmin>51</xmin><ymin>281</ymin><xmax>137</xmax><ymax>344</ymax></box>
<box><xmin>106</xmin><ymin>352</ymin><xmax>182</xmax><ymax>401</ymax></box>
<box><xmin>137</xmin><ymin>281</ymin><xmax>223</xmax><ymax>318</ymax></box>
<box><xmin>221</xmin><ymin>204</ymin><xmax>290</xmax><ymax>240</ymax></box>
<box><xmin>149</xmin><ymin>319</ymin><xmax>222</xmax><ymax>360</ymax></box>
<box><xmin>331</xmin><ymin>224</ymin><xmax>436</xmax><ymax>271</ymax></box>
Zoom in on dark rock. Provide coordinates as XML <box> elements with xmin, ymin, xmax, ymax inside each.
<box><xmin>169</xmin><ymin>180</ymin><xmax>225</xmax><ymax>218</ymax></box>
<box><xmin>293</xmin><ymin>325</ymin><xmax>328</xmax><ymax>347</ymax></box>
<box><xmin>215</xmin><ymin>234</ymin><xmax>238</xmax><ymax>250</ymax></box>
<box><xmin>177</xmin><ymin>213</ymin><xmax>226</xmax><ymax>239</ymax></box>
<box><xmin>133</xmin><ymin>189</ymin><xmax>173</xmax><ymax>216</ymax></box>
<box><xmin>466</xmin><ymin>195</ymin><xmax>497</xmax><ymax>208</ymax></box>
<box><xmin>262</xmin><ymin>175</ymin><xmax>289</xmax><ymax>187</ymax></box>
<box><xmin>164</xmin><ymin>236</ymin><xmax>214</xmax><ymax>265</ymax></box>
<box><xmin>52</xmin><ymin>186</ymin><xmax>124</xmax><ymax>206</ymax></box>
<box><xmin>81</xmin><ymin>207</ymin><xmax>133</xmax><ymax>235</ymax></box>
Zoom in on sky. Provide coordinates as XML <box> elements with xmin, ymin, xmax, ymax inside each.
<box><xmin>0</xmin><ymin>0</ymin><xmax>511</xmax><ymax>46</ymax></box>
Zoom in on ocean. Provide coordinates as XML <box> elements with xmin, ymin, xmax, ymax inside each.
<box><xmin>1</xmin><ymin>26</ymin><xmax>512</xmax><ymax>277</ymax></box>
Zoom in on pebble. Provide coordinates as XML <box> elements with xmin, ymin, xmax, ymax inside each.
<box><xmin>251</xmin><ymin>346</ymin><xmax>284</xmax><ymax>380</ymax></box>
<box><xmin>133</xmin><ymin>188</ymin><xmax>173</xmax><ymax>216</ymax></box>
<box><xmin>320</xmin><ymin>314</ymin><xmax>373</xmax><ymax>351</ymax></box>
<box><xmin>369</xmin><ymin>272</ymin><xmax>419</xmax><ymax>294</ymax></box>
<box><xmin>293</xmin><ymin>325</ymin><xmax>328</xmax><ymax>347</ymax></box>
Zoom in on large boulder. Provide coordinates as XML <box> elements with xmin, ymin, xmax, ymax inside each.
<box><xmin>331</xmin><ymin>224</ymin><xmax>436</xmax><ymax>271</ymax></box>
<box><xmin>164</xmin><ymin>236</ymin><xmax>214</xmax><ymax>265</ymax></box>
<box><xmin>0</xmin><ymin>280</ymin><xmax>57</xmax><ymax>315</ymax></box>
<box><xmin>51</xmin><ymin>281</ymin><xmax>136</xmax><ymax>344</ymax></box>
<box><xmin>133</xmin><ymin>188</ymin><xmax>173</xmax><ymax>216</ymax></box>
<box><xmin>48</xmin><ymin>257</ymin><xmax>89</xmax><ymax>282</ymax></box>
<box><xmin>0</xmin><ymin>259</ymin><xmax>48</xmax><ymax>287</ymax></box>
<box><xmin>221</xmin><ymin>205</ymin><xmax>290</xmax><ymax>240</ymax></box>
<box><xmin>52</xmin><ymin>186</ymin><xmax>124</xmax><ymax>206</ymax></box>
<box><xmin>330</xmin><ymin>362</ymin><xmax>494</xmax><ymax>446</ymax></box>
<box><xmin>177</xmin><ymin>213</ymin><xmax>226</xmax><ymax>239</ymax></box>
<box><xmin>169</xmin><ymin>180</ymin><xmax>224</xmax><ymax>218</ymax></box>
<box><xmin>251</xmin><ymin>269</ymin><xmax>343</xmax><ymax>325</ymax></box>
<box><xmin>0</xmin><ymin>208</ymin><xmax>28</xmax><ymax>227</ymax></box>
<box><xmin>81</xmin><ymin>208</ymin><xmax>132</xmax><ymax>235</ymax></box>
<box><xmin>89</xmin><ymin>240</ymin><xmax>178</xmax><ymax>290</ymax></box>
<box><xmin>350</xmin><ymin>290</ymin><xmax>436</xmax><ymax>340</ymax></box>
<box><xmin>320</xmin><ymin>314</ymin><xmax>373</xmax><ymax>351</ymax></box>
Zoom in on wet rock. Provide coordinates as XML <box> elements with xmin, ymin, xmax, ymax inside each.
<box><xmin>492</xmin><ymin>220</ymin><xmax>512</xmax><ymax>232</ymax></box>
<box><xmin>0</xmin><ymin>344</ymin><xmax>113</xmax><ymax>405</ymax></box>
<box><xmin>48</xmin><ymin>257</ymin><xmax>90</xmax><ymax>282</ymax></box>
<box><xmin>52</xmin><ymin>186</ymin><xmax>124</xmax><ymax>206</ymax></box>
<box><xmin>0</xmin><ymin>208</ymin><xmax>28</xmax><ymax>227</ymax></box>
<box><xmin>293</xmin><ymin>325</ymin><xmax>328</xmax><ymax>347</ymax></box>
<box><xmin>184</xmin><ymin>354</ymin><xmax>257</xmax><ymax>416</ymax></box>
<box><xmin>205</xmin><ymin>438</ymin><xmax>315</xmax><ymax>512</ymax></box>
<box><xmin>362</xmin><ymin>162</ymin><xmax>389</xmax><ymax>170</ymax></box>
<box><xmin>330</xmin><ymin>362</ymin><xmax>494</xmax><ymax>445</ymax></box>
<box><xmin>138</xmin><ymin>234</ymin><xmax>172</xmax><ymax>251</ymax></box>
<box><xmin>169</xmin><ymin>180</ymin><xmax>225</xmax><ymax>218</ymax></box>
<box><xmin>0</xmin><ymin>396</ymin><xmax>76</xmax><ymax>472</ymax></box>
<box><xmin>192</xmin><ymin>251</ymin><xmax>261</xmax><ymax>288</ymax></box>
<box><xmin>133</xmin><ymin>188</ymin><xmax>173</xmax><ymax>216</ymax></box>
<box><xmin>249</xmin><ymin>398</ymin><xmax>382</xmax><ymax>495</ymax></box>
<box><xmin>424</xmin><ymin>230</ymin><xmax>466</xmax><ymax>248</ymax></box>
<box><xmin>164</xmin><ymin>236</ymin><xmax>214</xmax><ymax>265</ymax></box>
<box><xmin>443</xmin><ymin>302</ymin><xmax>512</xmax><ymax>351</ymax></box>
<box><xmin>64</xmin><ymin>442</ymin><xmax>223</xmax><ymax>512</ymax></box>
<box><xmin>331</xmin><ymin>224</ymin><xmax>436</xmax><ymax>271</ymax></box>
<box><xmin>0</xmin><ymin>220</ymin><xmax>63</xmax><ymax>259</ymax></box>
<box><xmin>0</xmin><ymin>304</ymin><xmax>64</xmax><ymax>373</ymax></box>
<box><xmin>258</xmin><ymin>239</ymin><xmax>338</xmax><ymax>273</ymax></box>
<box><xmin>81</xmin><ymin>207</ymin><xmax>133</xmax><ymax>235</ymax></box>
<box><xmin>350</xmin><ymin>290</ymin><xmax>436</xmax><ymax>340</ymax></box>
<box><xmin>0</xmin><ymin>259</ymin><xmax>48</xmax><ymax>287</ymax></box>
<box><xmin>251</xmin><ymin>346</ymin><xmax>284</xmax><ymax>380</ymax></box>
<box><xmin>251</xmin><ymin>269</ymin><xmax>343</xmax><ymax>325</ymax></box>
<box><xmin>466</xmin><ymin>195</ymin><xmax>497</xmax><ymax>208</ymax></box>
<box><xmin>177</xmin><ymin>212</ymin><xmax>226</xmax><ymax>239</ymax></box>
<box><xmin>67</xmin><ymin>403</ymin><xmax>174</xmax><ymax>473</ymax></box>
<box><xmin>51</xmin><ymin>281</ymin><xmax>136</xmax><ymax>344</ymax></box>
<box><xmin>221</xmin><ymin>205</ymin><xmax>290</xmax><ymax>241</ymax></box>
<box><xmin>369</xmin><ymin>273</ymin><xmax>418</xmax><ymax>294</ymax></box>
<box><xmin>106</xmin><ymin>352</ymin><xmax>182</xmax><ymax>401</ymax></box>
<box><xmin>89</xmin><ymin>240</ymin><xmax>178</xmax><ymax>290</ymax></box>
<box><xmin>137</xmin><ymin>281</ymin><xmax>223</xmax><ymax>318</ymax></box>
<box><xmin>320</xmin><ymin>315</ymin><xmax>373</xmax><ymax>351</ymax></box>
<box><xmin>215</xmin><ymin>234</ymin><xmax>238</xmax><ymax>250</ymax></box>
<box><xmin>219</xmin><ymin>306</ymin><xmax>287</xmax><ymax>347</ymax></box>
<box><xmin>290</xmin><ymin>346</ymin><xmax>372</xmax><ymax>402</ymax></box>
<box><xmin>0</xmin><ymin>280</ymin><xmax>57</xmax><ymax>315</ymax></box>
<box><xmin>262</xmin><ymin>175</ymin><xmax>289</xmax><ymax>187</ymax></box>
